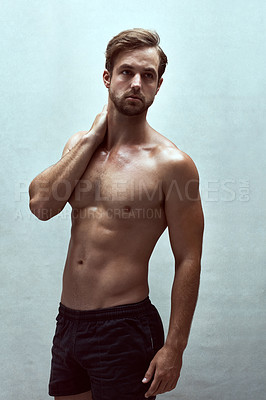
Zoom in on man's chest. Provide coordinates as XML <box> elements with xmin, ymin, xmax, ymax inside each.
<box><xmin>69</xmin><ymin>148</ymin><xmax>164</xmax><ymax>210</ymax></box>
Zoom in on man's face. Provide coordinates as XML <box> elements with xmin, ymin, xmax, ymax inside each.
<box><xmin>104</xmin><ymin>47</ymin><xmax>163</xmax><ymax>116</ymax></box>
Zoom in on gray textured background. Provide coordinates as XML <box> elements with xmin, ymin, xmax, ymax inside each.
<box><xmin>1</xmin><ymin>1</ymin><xmax>265</xmax><ymax>399</ymax></box>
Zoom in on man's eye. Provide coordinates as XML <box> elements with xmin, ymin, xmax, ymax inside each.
<box><xmin>144</xmin><ymin>73</ymin><xmax>154</xmax><ymax>79</ymax></box>
<box><xmin>122</xmin><ymin>70</ymin><xmax>131</xmax><ymax>75</ymax></box>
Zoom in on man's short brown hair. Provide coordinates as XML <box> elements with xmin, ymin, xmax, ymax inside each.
<box><xmin>105</xmin><ymin>28</ymin><xmax>168</xmax><ymax>81</ymax></box>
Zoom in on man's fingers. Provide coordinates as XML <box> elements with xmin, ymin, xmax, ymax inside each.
<box><xmin>145</xmin><ymin>377</ymin><xmax>161</xmax><ymax>398</ymax></box>
<box><xmin>146</xmin><ymin>376</ymin><xmax>178</xmax><ymax>397</ymax></box>
<box><xmin>142</xmin><ymin>361</ymin><xmax>155</xmax><ymax>384</ymax></box>
<box><xmin>159</xmin><ymin>379</ymin><xmax>171</xmax><ymax>394</ymax></box>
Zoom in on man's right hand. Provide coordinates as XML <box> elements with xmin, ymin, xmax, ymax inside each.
<box><xmin>85</xmin><ymin>105</ymin><xmax>108</xmax><ymax>144</ymax></box>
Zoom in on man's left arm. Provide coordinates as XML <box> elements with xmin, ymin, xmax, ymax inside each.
<box><xmin>143</xmin><ymin>153</ymin><xmax>204</xmax><ymax>397</ymax></box>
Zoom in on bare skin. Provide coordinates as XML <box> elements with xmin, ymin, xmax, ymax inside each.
<box><xmin>29</xmin><ymin>46</ymin><xmax>204</xmax><ymax>399</ymax></box>
<box><xmin>55</xmin><ymin>391</ymin><xmax>92</xmax><ymax>400</ymax></box>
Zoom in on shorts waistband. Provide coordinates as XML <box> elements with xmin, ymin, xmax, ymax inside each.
<box><xmin>58</xmin><ymin>296</ymin><xmax>154</xmax><ymax>321</ymax></box>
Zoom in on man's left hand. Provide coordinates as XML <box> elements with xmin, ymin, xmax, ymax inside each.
<box><xmin>142</xmin><ymin>344</ymin><xmax>183</xmax><ymax>398</ymax></box>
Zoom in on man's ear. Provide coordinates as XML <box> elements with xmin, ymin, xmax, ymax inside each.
<box><xmin>155</xmin><ymin>77</ymin><xmax>163</xmax><ymax>95</ymax></box>
<box><xmin>103</xmin><ymin>69</ymin><xmax>111</xmax><ymax>89</ymax></box>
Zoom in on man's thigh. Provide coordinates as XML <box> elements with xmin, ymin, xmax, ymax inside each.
<box><xmin>55</xmin><ymin>390</ymin><xmax>93</xmax><ymax>400</ymax></box>
<box><xmin>51</xmin><ymin>298</ymin><xmax>164</xmax><ymax>399</ymax></box>
<box><xmin>86</xmin><ymin>311</ymin><xmax>164</xmax><ymax>399</ymax></box>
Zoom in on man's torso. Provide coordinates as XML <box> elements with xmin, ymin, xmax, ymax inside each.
<box><xmin>61</xmin><ymin>130</ymin><xmax>179</xmax><ymax>310</ymax></box>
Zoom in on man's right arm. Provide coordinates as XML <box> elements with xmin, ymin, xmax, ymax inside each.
<box><xmin>29</xmin><ymin>106</ymin><xmax>108</xmax><ymax>221</ymax></box>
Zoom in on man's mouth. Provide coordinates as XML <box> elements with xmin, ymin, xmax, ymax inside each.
<box><xmin>126</xmin><ymin>95</ymin><xmax>142</xmax><ymax>101</ymax></box>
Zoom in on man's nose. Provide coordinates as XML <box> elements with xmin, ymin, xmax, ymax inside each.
<box><xmin>131</xmin><ymin>74</ymin><xmax>142</xmax><ymax>90</ymax></box>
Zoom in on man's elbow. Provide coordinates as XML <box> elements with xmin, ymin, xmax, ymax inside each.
<box><xmin>29</xmin><ymin>198</ymin><xmax>52</xmax><ymax>221</ymax></box>
<box><xmin>29</xmin><ymin>196</ymin><xmax>63</xmax><ymax>221</ymax></box>
<box><xmin>175</xmin><ymin>256</ymin><xmax>202</xmax><ymax>273</ymax></box>
<box><xmin>29</xmin><ymin>181</ymin><xmax>63</xmax><ymax>221</ymax></box>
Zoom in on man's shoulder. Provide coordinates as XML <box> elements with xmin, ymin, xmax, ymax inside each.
<box><xmin>150</xmin><ymin>130</ymin><xmax>199</xmax><ymax>185</ymax></box>
<box><xmin>152</xmin><ymin>131</ymin><xmax>195</xmax><ymax>168</ymax></box>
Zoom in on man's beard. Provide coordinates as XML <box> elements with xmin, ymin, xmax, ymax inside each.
<box><xmin>109</xmin><ymin>88</ymin><xmax>155</xmax><ymax>116</ymax></box>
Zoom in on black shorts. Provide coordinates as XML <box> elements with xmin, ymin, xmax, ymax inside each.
<box><xmin>49</xmin><ymin>297</ymin><xmax>165</xmax><ymax>399</ymax></box>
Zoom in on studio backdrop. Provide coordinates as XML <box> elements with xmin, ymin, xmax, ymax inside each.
<box><xmin>0</xmin><ymin>1</ymin><xmax>265</xmax><ymax>399</ymax></box>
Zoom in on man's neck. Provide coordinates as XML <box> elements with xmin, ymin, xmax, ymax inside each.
<box><xmin>103</xmin><ymin>102</ymin><xmax>150</xmax><ymax>151</ymax></box>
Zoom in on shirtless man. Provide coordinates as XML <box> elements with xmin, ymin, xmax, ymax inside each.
<box><xmin>29</xmin><ymin>29</ymin><xmax>204</xmax><ymax>400</ymax></box>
